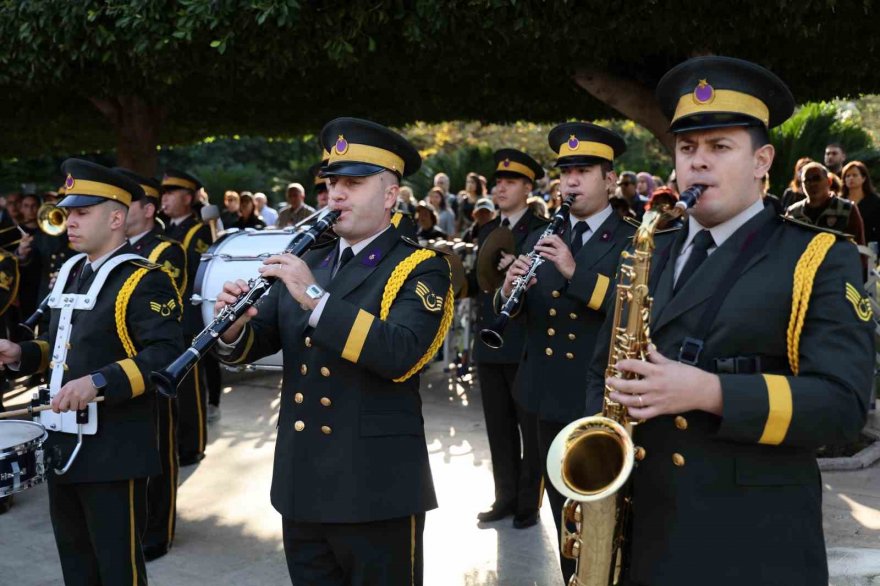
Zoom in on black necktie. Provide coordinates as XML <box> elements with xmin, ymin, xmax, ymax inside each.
<box><xmin>675</xmin><ymin>229</ymin><xmax>714</xmax><ymax>292</ymax></box>
<box><xmin>77</xmin><ymin>262</ymin><xmax>93</xmax><ymax>292</ymax></box>
<box><xmin>335</xmin><ymin>247</ymin><xmax>354</xmax><ymax>276</ymax></box>
<box><xmin>570</xmin><ymin>221</ymin><xmax>589</xmax><ymax>256</ymax></box>
<box><xmin>501</xmin><ymin>218</ymin><xmax>511</xmax><ymax>228</ymax></box>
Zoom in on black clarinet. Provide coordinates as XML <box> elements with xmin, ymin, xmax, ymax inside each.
<box><xmin>480</xmin><ymin>195</ymin><xmax>575</xmax><ymax>349</ymax></box>
<box><xmin>19</xmin><ymin>294</ymin><xmax>50</xmax><ymax>340</ymax></box>
<box><xmin>151</xmin><ymin>209</ymin><xmax>341</xmax><ymax>398</ymax></box>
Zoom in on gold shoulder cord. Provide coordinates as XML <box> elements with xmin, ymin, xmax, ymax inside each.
<box><xmin>380</xmin><ymin>249</ymin><xmax>454</xmax><ymax>382</ymax></box>
<box><xmin>787</xmin><ymin>232</ymin><xmax>835</xmax><ymax>375</ymax></box>
<box><xmin>116</xmin><ymin>268</ymin><xmax>150</xmax><ymax>358</ymax></box>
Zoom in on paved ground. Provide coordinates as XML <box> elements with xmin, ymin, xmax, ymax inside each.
<box><xmin>2</xmin><ymin>365</ymin><xmax>879</xmax><ymax>585</ymax></box>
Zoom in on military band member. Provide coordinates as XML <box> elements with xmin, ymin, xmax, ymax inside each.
<box><xmin>118</xmin><ymin>167</ymin><xmax>187</xmax><ymax>561</ymax></box>
<box><xmin>0</xmin><ymin>159</ymin><xmax>184</xmax><ymax>585</ymax></box>
<box><xmin>499</xmin><ymin>122</ymin><xmax>635</xmax><ymax>582</ymax></box>
<box><xmin>473</xmin><ymin>149</ymin><xmax>548</xmax><ymax>528</ymax></box>
<box><xmin>588</xmin><ymin>56</ymin><xmax>874</xmax><ymax>586</ymax></box>
<box><xmin>215</xmin><ymin>118</ymin><xmax>452</xmax><ymax>585</ymax></box>
<box><xmin>161</xmin><ymin>169</ymin><xmax>213</xmax><ymax>465</ymax></box>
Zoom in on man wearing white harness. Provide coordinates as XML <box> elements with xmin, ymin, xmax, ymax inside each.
<box><xmin>0</xmin><ymin>159</ymin><xmax>184</xmax><ymax>586</ymax></box>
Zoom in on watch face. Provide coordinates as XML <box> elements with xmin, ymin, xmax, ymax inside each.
<box><xmin>307</xmin><ymin>284</ymin><xmax>324</xmax><ymax>299</ymax></box>
<box><xmin>91</xmin><ymin>373</ymin><xmax>107</xmax><ymax>389</ymax></box>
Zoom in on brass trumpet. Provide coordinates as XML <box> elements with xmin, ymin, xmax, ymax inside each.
<box><xmin>37</xmin><ymin>203</ymin><xmax>67</xmax><ymax>236</ymax></box>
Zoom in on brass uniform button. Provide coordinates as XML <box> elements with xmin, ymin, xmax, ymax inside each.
<box><xmin>320</xmin><ymin>367</ymin><xmax>331</xmax><ymax>377</ymax></box>
<box><xmin>568</xmin><ymin>333</ymin><xmax>576</xmax><ymax>341</ymax></box>
<box><xmin>552</xmin><ymin>290</ymin><xmax>561</xmax><ymax>298</ymax></box>
<box><xmin>565</xmin><ymin>352</ymin><xmax>574</xmax><ymax>359</ymax></box>
<box><xmin>304</xmin><ymin>337</ymin><xmax>312</xmax><ymax>348</ymax></box>
<box><xmin>569</xmin><ymin>312</ymin><xmax>578</xmax><ymax>320</ymax></box>
<box><xmin>294</xmin><ymin>393</ymin><xmax>304</xmax><ymax>404</ymax></box>
<box><xmin>674</xmin><ymin>416</ymin><xmax>688</xmax><ymax>430</ymax></box>
<box><xmin>547</xmin><ymin>328</ymin><xmax>556</xmax><ymax>336</ymax></box>
<box><xmin>300</xmin><ymin>364</ymin><xmax>308</xmax><ymax>375</ymax></box>
<box><xmin>320</xmin><ymin>397</ymin><xmax>332</xmax><ymax>407</ymax></box>
<box><xmin>321</xmin><ymin>425</ymin><xmax>332</xmax><ymax>435</ymax></box>
<box><xmin>635</xmin><ymin>446</ymin><xmax>647</xmax><ymax>461</ymax></box>
<box><xmin>545</xmin><ymin>348</ymin><xmax>553</xmax><ymax>356</ymax></box>
<box><xmin>549</xmin><ymin>309</ymin><xmax>557</xmax><ymax>317</ymax></box>
<box><xmin>294</xmin><ymin>420</ymin><xmax>305</xmax><ymax>431</ymax></box>
<box><xmin>672</xmin><ymin>453</ymin><xmax>685</xmax><ymax>467</ymax></box>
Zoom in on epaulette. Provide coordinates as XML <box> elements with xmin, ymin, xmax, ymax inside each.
<box><xmin>782</xmin><ymin>215</ymin><xmax>852</xmax><ymax>240</ymax></box>
<box><xmin>128</xmin><ymin>258</ymin><xmax>161</xmax><ymax>270</ymax></box>
<box><xmin>622</xmin><ymin>215</ymin><xmax>683</xmax><ymax>235</ymax></box>
<box><xmin>401</xmin><ymin>235</ymin><xmax>450</xmax><ymax>256</ymax></box>
<box><xmin>156</xmin><ymin>232</ymin><xmax>177</xmax><ymax>244</ymax></box>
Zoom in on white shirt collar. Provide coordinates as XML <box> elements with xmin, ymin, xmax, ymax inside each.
<box><xmin>87</xmin><ymin>242</ymin><xmax>128</xmax><ymax>271</ymax></box>
<box><xmin>683</xmin><ymin>197</ymin><xmax>765</xmax><ymax>252</ymax></box>
<box><xmin>170</xmin><ymin>216</ymin><xmax>188</xmax><ymax>226</ymax></box>
<box><xmin>570</xmin><ymin>203</ymin><xmax>613</xmax><ymax>236</ymax></box>
<box><xmin>500</xmin><ymin>206</ymin><xmax>528</xmax><ymax>228</ymax></box>
<box><xmin>338</xmin><ymin>224</ymin><xmax>393</xmax><ymax>261</ymax></box>
<box><xmin>128</xmin><ymin>228</ymin><xmax>152</xmax><ymax>246</ymax></box>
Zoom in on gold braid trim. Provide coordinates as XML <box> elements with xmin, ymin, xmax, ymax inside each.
<box><xmin>147</xmin><ymin>241</ymin><xmax>183</xmax><ymax>310</ymax></box>
<box><xmin>379</xmin><ymin>250</ymin><xmax>454</xmax><ymax>383</ymax></box>
<box><xmin>116</xmin><ymin>268</ymin><xmax>149</xmax><ymax>358</ymax></box>
<box><xmin>787</xmin><ymin>233</ymin><xmax>835</xmax><ymax>375</ymax></box>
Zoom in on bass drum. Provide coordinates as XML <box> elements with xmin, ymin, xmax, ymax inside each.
<box><xmin>193</xmin><ymin>228</ymin><xmax>296</xmax><ymax>371</ymax></box>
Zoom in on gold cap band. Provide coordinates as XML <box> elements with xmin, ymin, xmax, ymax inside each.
<box><xmin>314</xmin><ymin>176</ymin><xmax>327</xmax><ymax>186</ymax></box>
<box><xmin>328</xmin><ymin>142</ymin><xmax>405</xmax><ymax>175</ymax></box>
<box><xmin>142</xmin><ymin>184</ymin><xmax>160</xmax><ymax>198</ymax></box>
<box><xmin>162</xmin><ymin>177</ymin><xmax>198</xmax><ymax>191</ymax></box>
<box><xmin>557</xmin><ymin>140</ymin><xmax>615</xmax><ymax>161</ymax></box>
<box><xmin>495</xmin><ymin>160</ymin><xmax>536</xmax><ymax>181</ymax></box>
<box><xmin>673</xmin><ymin>89</ymin><xmax>770</xmax><ymax>127</ymax></box>
<box><xmin>67</xmin><ymin>178</ymin><xmax>132</xmax><ymax>206</ymax></box>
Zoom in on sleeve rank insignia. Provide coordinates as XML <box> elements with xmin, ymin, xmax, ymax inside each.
<box><xmin>195</xmin><ymin>239</ymin><xmax>209</xmax><ymax>254</ymax></box>
<box><xmin>845</xmin><ymin>282</ymin><xmax>873</xmax><ymax>322</ymax></box>
<box><xmin>150</xmin><ymin>299</ymin><xmax>178</xmax><ymax>317</ymax></box>
<box><xmin>415</xmin><ymin>281</ymin><xmax>443</xmax><ymax>312</ymax></box>
<box><xmin>162</xmin><ymin>260</ymin><xmax>181</xmax><ymax>280</ymax></box>
<box><xmin>0</xmin><ymin>272</ymin><xmax>11</xmax><ymax>291</ymax></box>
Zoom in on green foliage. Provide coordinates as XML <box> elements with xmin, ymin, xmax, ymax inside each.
<box><xmin>2</xmin><ymin>1</ymin><xmax>880</xmax><ymax>156</ymax></box>
<box><xmin>770</xmin><ymin>102</ymin><xmax>878</xmax><ymax>194</ymax></box>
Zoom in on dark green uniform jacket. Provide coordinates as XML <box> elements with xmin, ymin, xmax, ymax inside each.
<box><xmin>586</xmin><ymin>203</ymin><xmax>874</xmax><ymax>586</ymax></box>
<box><xmin>165</xmin><ymin>216</ymin><xmax>211</xmax><ymax>335</ymax></box>
<box><xmin>506</xmin><ymin>210</ymin><xmax>635</xmax><ymax>422</ymax></box>
<box><xmin>130</xmin><ymin>226</ymin><xmax>187</xmax><ymax>296</ymax></box>
<box><xmin>219</xmin><ymin>227</ymin><xmax>452</xmax><ymax>523</ymax></box>
<box><xmin>471</xmin><ymin>212</ymin><xmax>549</xmax><ymax>364</ymax></box>
<box><xmin>18</xmin><ymin>246</ymin><xmax>185</xmax><ymax>484</ymax></box>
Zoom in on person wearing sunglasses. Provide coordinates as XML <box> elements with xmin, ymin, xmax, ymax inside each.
<box><xmin>786</xmin><ymin>161</ymin><xmax>865</xmax><ymax>244</ymax></box>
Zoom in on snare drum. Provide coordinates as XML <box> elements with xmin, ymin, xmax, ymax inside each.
<box><xmin>193</xmin><ymin>229</ymin><xmax>297</xmax><ymax>370</ymax></box>
<box><xmin>0</xmin><ymin>420</ymin><xmax>47</xmax><ymax>497</ymax></box>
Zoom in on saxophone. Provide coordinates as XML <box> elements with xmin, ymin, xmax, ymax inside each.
<box><xmin>546</xmin><ymin>184</ymin><xmax>705</xmax><ymax>586</ymax></box>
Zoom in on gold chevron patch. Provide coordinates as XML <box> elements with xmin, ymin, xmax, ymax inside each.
<box><xmin>0</xmin><ymin>271</ymin><xmax>11</xmax><ymax>291</ymax></box>
<box><xmin>415</xmin><ymin>281</ymin><xmax>443</xmax><ymax>312</ymax></box>
<box><xmin>150</xmin><ymin>299</ymin><xmax>178</xmax><ymax>317</ymax></box>
<box><xmin>845</xmin><ymin>282</ymin><xmax>873</xmax><ymax>322</ymax></box>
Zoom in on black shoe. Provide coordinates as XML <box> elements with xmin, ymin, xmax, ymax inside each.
<box><xmin>512</xmin><ymin>510</ymin><xmax>539</xmax><ymax>529</ymax></box>
<box><xmin>477</xmin><ymin>502</ymin><xmax>515</xmax><ymax>523</ymax></box>
<box><xmin>179</xmin><ymin>453</ymin><xmax>205</xmax><ymax>466</ymax></box>
<box><xmin>0</xmin><ymin>495</ymin><xmax>13</xmax><ymax>515</ymax></box>
<box><xmin>143</xmin><ymin>543</ymin><xmax>170</xmax><ymax>562</ymax></box>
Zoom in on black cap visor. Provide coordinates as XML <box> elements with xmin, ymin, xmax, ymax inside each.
<box><xmin>670</xmin><ymin>113</ymin><xmax>766</xmax><ymax>134</ymax></box>
<box><xmin>321</xmin><ymin>161</ymin><xmax>388</xmax><ymax>178</ymax></box>
<box><xmin>554</xmin><ymin>155</ymin><xmax>609</xmax><ymax>169</ymax></box>
<box><xmin>56</xmin><ymin>194</ymin><xmax>108</xmax><ymax>208</ymax></box>
<box><xmin>493</xmin><ymin>170</ymin><xmax>534</xmax><ymax>182</ymax></box>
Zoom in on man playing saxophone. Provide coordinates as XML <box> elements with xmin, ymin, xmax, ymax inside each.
<box><xmin>586</xmin><ymin>56</ymin><xmax>874</xmax><ymax>586</ymax></box>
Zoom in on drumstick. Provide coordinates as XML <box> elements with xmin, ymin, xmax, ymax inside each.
<box><xmin>0</xmin><ymin>396</ymin><xmax>104</xmax><ymax>420</ymax></box>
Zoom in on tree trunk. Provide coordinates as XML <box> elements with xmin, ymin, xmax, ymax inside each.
<box><xmin>573</xmin><ymin>69</ymin><xmax>674</xmax><ymax>153</ymax></box>
<box><xmin>89</xmin><ymin>95</ymin><xmax>165</xmax><ymax>176</ymax></box>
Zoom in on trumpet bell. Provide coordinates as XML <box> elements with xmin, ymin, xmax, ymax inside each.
<box><xmin>38</xmin><ymin>203</ymin><xmax>67</xmax><ymax>236</ymax></box>
<box><xmin>547</xmin><ymin>416</ymin><xmax>634</xmax><ymax>502</ymax></box>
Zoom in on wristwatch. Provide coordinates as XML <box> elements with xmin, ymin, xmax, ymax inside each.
<box><xmin>305</xmin><ymin>283</ymin><xmax>326</xmax><ymax>301</ymax></box>
<box><xmin>90</xmin><ymin>371</ymin><xmax>108</xmax><ymax>393</ymax></box>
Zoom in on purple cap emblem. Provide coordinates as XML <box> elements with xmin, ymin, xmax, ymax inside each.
<box><xmin>693</xmin><ymin>79</ymin><xmax>714</xmax><ymax>104</ymax></box>
<box><xmin>64</xmin><ymin>174</ymin><xmax>75</xmax><ymax>190</ymax></box>
<box><xmin>502</xmin><ymin>159</ymin><xmax>511</xmax><ymax>168</ymax></box>
<box><xmin>361</xmin><ymin>248</ymin><xmax>382</xmax><ymax>267</ymax></box>
<box><xmin>335</xmin><ymin>134</ymin><xmax>349</xmax><ymax>155</ymax></box>
<box><xmin>568</xmin><ymin>135</ymin><xmax>579</xmax><ymax>150</ymax></box>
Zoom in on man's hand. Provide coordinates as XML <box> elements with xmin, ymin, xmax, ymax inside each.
<box><xmin>258</xmin><ymin>254</ymin><xmax>319</xmax><ymax>311</ymax></box>
<box><xmin>533</xmin><ymin>234</ymin><xmax>576</xmax><ymax>280</ymax></box>
<box><xmin>501</xmin><ymin>254</ymin><xmax>537</xmax><ymax>297</ymax></box>
<box><xmin>214</xmin><ymin>279</ymin><xmax>259</xmax><ymax>343</ymax></box>
<box><xmin>0</xmin><ymin>339</ymin><xmax>22</xmax><ymax>369</ymax></box>
<box><xmin>16</xmin><ymin>232</ymin><xmax>32</xmax><ymax>259</ymax></box>
<box><xmin>605</xmin><ymin>346</ymin><xmax>723</xmax><ymax>420</ymax></box>
<box><xmin>497</xmin><ymin>251</ymin><xmax>516</xmax><ymax>273</ymax></box>
<box><xmin>52</xmin><ymin>375</ymin><xmax>98</xmax><ymax>413</ymax></box>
